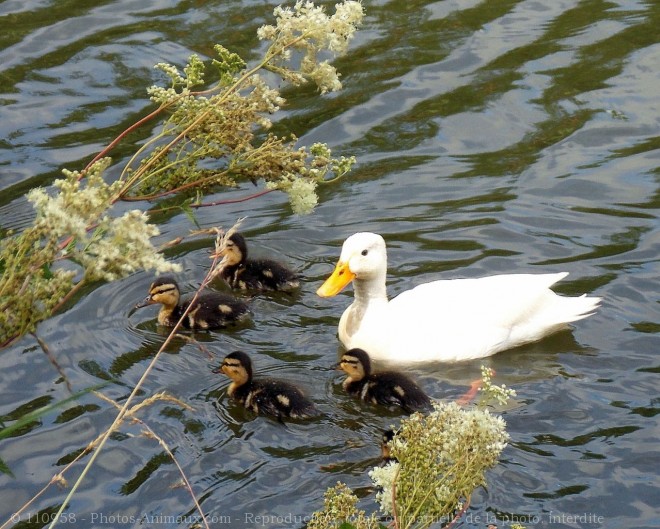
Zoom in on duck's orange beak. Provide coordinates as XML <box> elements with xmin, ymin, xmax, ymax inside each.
<box><xmin>317</xmin><ymin>261</ymin><xmax>355</xmax><ymax>297</ymax></box>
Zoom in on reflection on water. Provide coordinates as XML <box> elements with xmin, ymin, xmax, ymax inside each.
<box><xmin>1</xmin><ymin>1</ymin><xmax>659</xmax><ymax>528</ymax></box>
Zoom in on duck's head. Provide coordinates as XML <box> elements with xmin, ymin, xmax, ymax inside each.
<box><xmin>338</xmin><ymin>348</ymin><xmax>372</xmax><ymax>380</ymax></box>
<box><xmin>135</xmin><ymin>277</ymin><xmax>180</xmax><ymax>309</ymax></box>
<box><xmin>215</xmin><ymin>232</ymin><xmax>247</xmax><ymax>267</ymax></box>
<box><xmin>317</xmin><ymin>232</ymin><xmax>387</xmax><ymax>297</ymax></box>
<box><xmin>214</xmin><ymin>350</ymin><xmax>252</xmax><ymax>385</ymax></box>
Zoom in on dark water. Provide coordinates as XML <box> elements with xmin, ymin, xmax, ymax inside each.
<box><xmin>1</xmin><ymin>1</ymin><xmax>659</xmax><ymax>528</ymax></box>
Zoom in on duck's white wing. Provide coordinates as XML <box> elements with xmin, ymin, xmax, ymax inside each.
<box><xmin>350</xmin><ymin>273</ymin><xmax>600</xmax><ymax>363</ymax></box>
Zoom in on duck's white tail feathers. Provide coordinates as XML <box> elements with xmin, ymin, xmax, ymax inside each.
<box><xmin>559</xmin><ymin>293</ymin><xmax>602</xmax><ymax>323</ymax></box>
<box><xmin>533</xmin><ymin>272</ymin><xmax>601</xmax><ymax>325</ymax></box>
<box><xmin>519</xmin><ymin>292</ymin><xmax>601</xmax><ymax>344</ymax></box>
<box><xmin>508</xmin><ymin>282</ymin><xmax>601</xmax><ymax>349</ymax></box>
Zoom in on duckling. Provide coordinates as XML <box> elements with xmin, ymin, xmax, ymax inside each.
<box><xmin>214</xmin><ymin>350</ymin><xmax>317</xmax><ymax>420</ymax></box>
<box><xmin>381</xmin><ymin>429</ymin><xmax>397</xmax><ymax>463</ymax></box>
<box><xmin>338</xmin><ymin>348</ymin><xmax>432</xmax><ymax>413</ymax></box>
<box><xmin>134</xmin><ymin>276</ymin><xmax>249</xmax><ymax>329</ymax></box>
<box><xmin>216</xmin><ymin>232</ymin><xmax>300</xmax><ymax>291</ymax></box>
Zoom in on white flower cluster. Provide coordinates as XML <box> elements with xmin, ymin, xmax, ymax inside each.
<box><xmin>27</xmin><ymin>159</ymin><xmax>181</xmax><ymax>282</ymax></box>
<box><xmin>147</xmin><ymin>85</ymin><xmax>180</xmax><ymax>105</ymax></box>
<box><xmin>267</xmin><ymin>1</ymin><xmax>364</xmax><ymax>54</ymax></box>
<box><xmin>248</xmin><ymin>74</ymin><xmax>287</xmax><ymax>128</ymax></box>
<box><xmin>79</xmin><ymin>210</ymin><xmax>181</xmax><ymax>282</ymax></box>
<box><xmin>289</xmin><ymin>177</ymin><xmax>318</xmax><ymax>214</ymax></box>
<box><xmin>368</xmin><ymin>461</ymin><xmax>399</xmax><ymax>514</ymax></box>
<box><xmin>148</xmin><ymin>55</ymin><xmax>205</xmax><ymax>103</ymax></box>
<box><xmin>479</xmin><ymin>366</ymin><xmax>517</xmax><ymax>406</ymax></box>
<box><xmin>183</xmin><ymin>54</ymin><xmax>205</xmax><ymax>87</ymax></box>
<box><xmin>250</xmin><ymin>74</ymin><xmax>286</xmax><ymax>114</ymax></box>
<box><xmin>154</xmin><ymin>62</ymin><xmax>186</xmax><ymax>85</ymax></box>
<box><xmin>27</xmin><ymin>159</ymin><xmax>121</xmax><ymax>239</ymax></box>
<box><xmin>370</xmin><ymin>401</ymin><xmax>509</xmax><ymax>520</ymax></box>
<box><xmin>258</xmin><ymin>0</ymin><xmax>364</xmax><ymax>93</ymax></box>
<box><xmin>423</xmin><ymin>402</ymin><xmax>509</xmax><ymax>465</ymax></box>
<box><xmin>302</xmin><ymin>57</ymin><xmax>341</xmax><ymax>93</ymax></box>
<box><xmin>267</xmin><ymin>173</ymin><xmax>318</xmax><ymax>215</ymax></box>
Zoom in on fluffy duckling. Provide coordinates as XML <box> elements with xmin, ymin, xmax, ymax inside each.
<box><xmin>216</xmin><ymin>232</ymin><xmax>300</xmax><ymax>291</ymax></box>
<box><xmin>134</xmin><ymin>276</ymin><xmax>249</xmax><ymax>329</ymax></box>
<box><xmin>214</xmin><ymin>351</ymin><xmax>317</xmax><ymax>420</ymax></box>
<box><xmin>381</xmin><ymin>429</ymin><xmax>397</xmax><ymax>463</ymax></box>
<box><xmin>338</xmin><ymin>348</ymin><xmax>432</xmax><ymax>413</ymax></box>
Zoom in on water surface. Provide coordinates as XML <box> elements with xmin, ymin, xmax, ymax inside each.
<box><xmin>1</xmin><ymin>1</ymin><xmax>658</xmax><ymax>528</ymax></box>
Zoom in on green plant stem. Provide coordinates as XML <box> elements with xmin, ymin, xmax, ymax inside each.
<box><xmin>391</xmin><ymin>465</ymin><xmax>401</xmax><ymax>529</ymax></box>
<box><xmin>398</xmin><ymin>451</ymin><xmax>472</xmax><ymax>529</ymax></box>
<box><xmin>321</xmin><ymin>169</ymin><xmax>351</xmax><ymax>185</ymax></box>
<box><xmin>117</xmin><ymin>110</ymin><xmax>215</xmax><ymax>198</ymax></box>
<box><xmin>121</xmin><ymin>143</ymin><xmax>234</xmax><ymax>201</ymax></box>
<box><xmin>117</xmin><ymin>131</ymin><xmax>170</xmax><ymax>185</ymax></box>
<box><xmin>122</xmin><ymin>140</ymin><xmax>205</xmax><ymax>192</ymax></box>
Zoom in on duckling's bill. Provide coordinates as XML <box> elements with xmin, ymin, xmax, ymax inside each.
<box><xmin>134</xmin><ymin>294</ymin><xmax>155</xmax><ymax>309</ymax></box>
<box><xmin>317</xmin><ymin>261</ymin><xmax>355</xmax><ymax>297</ymax></box>
<box><xmin>212</xmin><ymin>363</ymin><xmax>226</xmax><ymax>374</ymax></box>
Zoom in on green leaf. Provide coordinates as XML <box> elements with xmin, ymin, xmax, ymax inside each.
<box><xmin>41</xmin><ymin>263</ymin><xmax>54</xmax><ymax>280</ymax></box>
<box><xmin>0</xmin><ymin>457</ymin><xmax>14</xmax><ymax>477</ymax></box>
<box><xmin>180</xmin><ymin>200</ymin><xmax>200</xmax><ymax>229</ymax></box>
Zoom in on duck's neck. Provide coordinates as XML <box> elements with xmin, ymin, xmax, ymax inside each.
<box><xmin>222</xmin><ymin>263</ymin><xmax>243</xmax><ymax>285</ymax></box>
<box><xmin>342</xmin><ymin>375</ymin><xmax>364</xmax><ymax>391</ymax></box>
<box><xmin>158</xmin><ymin>305</ymin><xmax>177</xmax><ymax>326</ymax></box>
<box><xmin>343</xmin><ymin>274</ymin><xmax>388</xmax><ymax>339</ymax></box>
<box><xmin>352</xmin><ymin>273</ymin><xmax>388</xmax><ymax>311</ymax></box>
<box><xmin>229</xmin><ymin>380</ymin><xmax>252</xmax><ymax>402</ymax></box>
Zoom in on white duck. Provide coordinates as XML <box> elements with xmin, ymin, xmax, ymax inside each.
<box><xmin>316</xmin><ymin>232</ymin><xmax>601</xmax><ymax>363</ymax></box>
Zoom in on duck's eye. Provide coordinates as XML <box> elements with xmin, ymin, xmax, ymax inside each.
<box><xmin>361</xmin><ymin>249</ymin><xmax>368</xmax><ymax>256</ymax></box>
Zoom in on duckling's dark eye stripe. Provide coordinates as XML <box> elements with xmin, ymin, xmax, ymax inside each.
<box><xmin>222</xmin><ymin>361</ymin><xmax>241</xmax><ymax>368</ymax></box>
<box><xmin>341</xmin><ymin>359</ymin><xmax>359</xmax><ymax>365</ymax></box>
<box><xmin>153</xmin><ymin>286</ymin><xmax>176</xmax><ymax>295</ymax></box>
